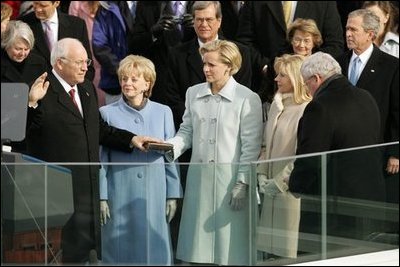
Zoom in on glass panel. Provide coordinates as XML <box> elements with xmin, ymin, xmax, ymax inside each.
<box><xmin>254</xmin><ymin>142</ymin><xmax>399</xmax><ymax>265</ymax></box>
<box><xmin>1</xmin><ymin>142</ymin><xmax>398</xmax><ymax>265</ymax></box>
<box><xmin>1</xmin><ymin>152</ymin><xmax>73</xmax><ymax>264</ymax></box>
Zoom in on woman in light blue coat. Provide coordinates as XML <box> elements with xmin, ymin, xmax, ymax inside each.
<box><xmin>99</xmin><ymin>55</ymin><xmax>182</xmax><ymax>265</ymax></box>
<box><xmin>167</xmin><ymin>40</ymin><xmax>263</xmax><ymax>265</ymax></box>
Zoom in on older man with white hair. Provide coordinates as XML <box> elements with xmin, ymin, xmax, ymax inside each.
<box><xmin>289</xmin><ymin>51</ymin><xmax>386</xmax><ymax>244</ymax></box>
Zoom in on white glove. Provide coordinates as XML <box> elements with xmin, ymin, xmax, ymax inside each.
<box><xmin>229</xmin><ymin>182</ymin><xmax>247</xmax><ymax>210</ymax></box>
<box><xmin>100</xmin><ymin>200</ymin><xmax>110</xmax><ymax>226</ymax></box>
<box><xmin>166</xmin><ymin>199</ymin><xmax>177</xmax><ymax>223</ymax></box>
<box><xmin>257</xmin><ymin>174</ymin><xmax>268</xmax><ymax>194</ymax></box>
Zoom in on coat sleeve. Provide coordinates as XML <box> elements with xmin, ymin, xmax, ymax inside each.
<box><xmin>99</xmin><ymin>113</ymin><xmax>134</xmax><ymax>152</ymax></box>
<box><xmin>237</xmin><ymin>92</ymin><xmax>263</xmax><ymax>184</ymax></box>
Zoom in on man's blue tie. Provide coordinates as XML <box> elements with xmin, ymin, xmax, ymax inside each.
<box><xmin>349</xmin><ymin>56</ymin><xmax>361</xmax><ymax>85</ymax></box>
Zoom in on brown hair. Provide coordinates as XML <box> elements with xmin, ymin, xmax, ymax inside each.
<box><xmin>287</xmin><ymin>18</ymin><xmax>323</xmax><ymax>48</ymax></box>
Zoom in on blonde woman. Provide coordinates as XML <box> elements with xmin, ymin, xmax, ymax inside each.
<box><xmin>167</xmin><ymin>39</ymin><xmax>263</xmax><ymax>265</ymax></box>
<box><xmin>257</xmin><ymin>54</ymin><xmax>311</xmax><ymax>259</ymax></box>
<box><xmin>99</xmin><ymin>55</ymin><xmax>182</xmax><ymax>265</ymax></box>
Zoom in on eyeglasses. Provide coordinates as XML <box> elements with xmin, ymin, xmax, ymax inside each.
<box><xmin>292</xmin><ymin>37</ymin><xmax>313</xmax><ymax>46</ymax></box>
<box><xmin>194</xmin><ymin>17</ymin><xmax>217</xmax><ymax>25</ymax></box>
<box><xmin>60</xmin><ymin>57</ymin><xmax>92</xmax><ymax>67</ymax></box>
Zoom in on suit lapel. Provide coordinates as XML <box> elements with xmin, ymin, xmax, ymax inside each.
<box><xmin>266</xmin><ymin>2</ymin><xmax>286</xmax><ymax>32</ymax></box>
<box><xmin>32</xmin><ymin>20</ymin><xmax>51</xmax><ymax>61</ymax></box>
<box><xmin>49</xmin><ymin>74</ymin><xmax>83</xmax><ymax>118</ymax></box>
<box><xmin>57</xmin><ymin>13</ymin><xmax>70</xmax><ymax>40</ymax></box>
<box><xmin>77</xmin><ymin>84</ymin><xmax>92</xmax><ymax>119</ymax></box>
<box><xmin>357</xmin><ymin>47</ymin><xmax>380</xmax><ymax>88</ymax></box>
<box><xmin>342</xmin><ymin>50</ymin><xmax>352</xmax><ymax>77</ymax></box>
<box><xmin>187</xmin><ymin>40</ymin><xmax>204</xmax><ymax>80</ymax></box>
<box><xmin>295</xmin><ymin>2</ymin><xmax>311</xmax><ymax>19</ymax></box>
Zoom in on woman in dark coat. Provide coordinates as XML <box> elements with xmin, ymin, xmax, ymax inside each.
<box><xmin>1</xmin><ymin>20</ymin><xmax>47</xmax><ymax>153</ymax></box>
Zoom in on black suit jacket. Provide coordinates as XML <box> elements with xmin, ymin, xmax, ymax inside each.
<box><xmin>337</xmin><ymin>46</ymin><xmax>399</xmax><ymax>148</ymax></box>
<box><xmin>26</xmin><ymin>73</ymin><xmax>101</xmax><ymax>262</ymax></box>
<box><xmin>220</xmin><ymin>1</ymin><xmax>242</xmax><ymax>41</ymax></box>
<box><xmin>236</xmin><ymin>1</ymin><xmax>344</xmax><ymax>59</ymax></box>
<box><xmin>165</xmin><ymin>37</ymin><xmax>258</xmax><ymax>128</ymax></box>
<box><xmin>20</xmin><ymin>11</ymin><xmax>95</xmax><ymax>81</ymax></box>
<box><xmin>289</xmin><ymin>75</ymin><xmax>384</xmax><ymax>199</ymax></box>
<box><xmin>288</xmin><ymin>75</ymin><xmax>386</xmax><ymax>239</ymax></box>
<box><xmin>25</xmin><ymin>73</ymin><xmax>134</xmax><ymax>262</ymax></box>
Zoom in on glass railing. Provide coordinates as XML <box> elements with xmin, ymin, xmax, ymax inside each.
<box><xmin>1</xmin><ymin>142</ymin><xmax>398</xmax><ymax>265</ymax></box>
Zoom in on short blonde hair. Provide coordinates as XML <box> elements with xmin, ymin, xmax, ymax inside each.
<box><xmin>117</xmin><ymin>55</ymin><xmax>156</xmax><ymax>98</ymax></box>
<box><xmin>1</xmin><ymin>20</ymin><xmax>35</xmax><ymax>50</ymax></box>
<box><xmin>288</xmin><ymin>18</ymin><xmax>323</xmax><ymax>48</ymax></box>
<box><xmin>274</xmin><ymin>54</ymin><xmax>312</xmax><ymax>104</ymax></box>
<box><xmin>199</xmin><ymin>39</ymin><xmax>242</xmax><ymax>76</ymax></box>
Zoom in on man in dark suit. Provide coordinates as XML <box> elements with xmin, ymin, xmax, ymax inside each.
<box><xmin>236</xmin><ymin>1</ymin><xmax>344</xmax><ymax>60</ymax></box>
<box><xmin>26</xmin><ymin>38</ymin><xmax>160</xmax><ymax>263</ymax></box>
<box><xmin>337</xmin><ymin>9</ymin><xmax>399</xmax><ymax>209</ymax></box>
<box><xmin>166</xmin><ymin>1</ymin><xmax>267</xmax><ymax>129</ymax></box>
<box><xmin>288</xmin><ymin>52</ymin><xmax>386</xmax><ymax>245</ymax></box>
<box><xmin>20</xmin><ymin>1</ymin><xmax>95</xmax><ymax>81</ymax></box>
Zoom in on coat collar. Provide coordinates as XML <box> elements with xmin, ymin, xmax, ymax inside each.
<box><xmin>196</xmin><ymin>76</ymin><xmax>237</xmax><ymax>102</ymax></box>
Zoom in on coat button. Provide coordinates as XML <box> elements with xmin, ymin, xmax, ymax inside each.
<box><xmin>137</xmin><ymin>173</ymin><xmax>143</xmax><ymax>178</ymax></box>
<box><xmin>209</xmin><ymin>159</ymin><xmax>215</xmax><ymax>163</ymax></box>
<box><xmin>209</xmin><ymin>139</ymin><xmax>215</xmax><ymax>144</ymax></box>
<box><xmin>210</xmin><ymin>118</ymin><xmax>217</xmax><ymax>123</ymax></box>
<box><xmin>135</xmin><ymin>118</ymin><xmax>140</xmax><ymax>123</ymax></box>
<box><xmin>204</xmin><ymin>98</ymin><xmax>209</xmax><ymax>103</ymax></box>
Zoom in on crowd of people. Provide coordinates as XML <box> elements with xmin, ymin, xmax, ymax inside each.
<box><xmin>1</xmin><ymin>1</ymin><xmax>398</xmax><ymax>265</ymax></box>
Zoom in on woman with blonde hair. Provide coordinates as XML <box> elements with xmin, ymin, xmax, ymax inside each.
<box><xmin>99</xmin><ymin>55</ymin><xmax>182</xmax><ymax>265</ymax></box>
<box><xmin>167</xmin><ymin>39</ymin><xmax>263</xmax><ymax>265</ymax></box>
<box><xmin>257</xmin><ymin>54</ymin><xmax>311</xmax><ymax>259</ymax></box>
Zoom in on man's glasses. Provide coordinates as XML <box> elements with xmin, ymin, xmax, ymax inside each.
<box><xmin>194</xmin><ymin>17</ymin><xmax>217</xmax><ymax>25</ymax></box>
<box><xmin>60</xmin><ymin>57</ymin><xmax>92</xmax><ymax>67</ymax></box>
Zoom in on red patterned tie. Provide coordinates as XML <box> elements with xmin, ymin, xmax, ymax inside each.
<box><xmin>69</xmin><ymin>89</ymin><xmax>79</xmax><ymax>111</ymax></box>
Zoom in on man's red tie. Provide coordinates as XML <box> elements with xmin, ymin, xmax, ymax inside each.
<box><xmin>69</xmin><ymin>89</ymin><xmax>79</xmax><ymax>111</ymax></box>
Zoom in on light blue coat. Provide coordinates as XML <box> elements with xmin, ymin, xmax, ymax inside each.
<box><xmin>99</xmin><ymin>98</ymin><xmax>182</xmax><ymax>265</ymax></box>
<box><xmin>168</xmin><ymin>77</ymin><xmax>263</xmax><ymax>265</ymax></box>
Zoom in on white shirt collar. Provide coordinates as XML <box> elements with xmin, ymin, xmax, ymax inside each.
<box><xmin>197</xmin><ymin>35</ymin><xmax>219</xmax><ymax>48</ymax></box>
<box><xmin>52</xmin><ymin>69</ymin><xmax>78</xmax><ymax>94</ymax></box>
<box><xmin>351</xmin><ymin>43</ymin><xmax>374</xmax><ymax>65</ymax></box>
